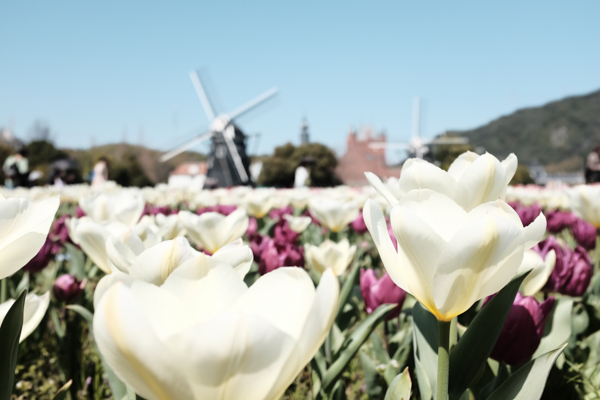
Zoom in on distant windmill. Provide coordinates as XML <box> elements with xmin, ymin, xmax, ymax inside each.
<box><xmin>160</xmin><ymin>71</ymin><xmax>278</xmax><ymax>188</ymax></box>
<box><xmin>369</xmin><ymin>97</ymin><xmax>469</xmax><ymax>159</ymax></box>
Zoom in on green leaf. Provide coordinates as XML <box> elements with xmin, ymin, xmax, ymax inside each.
<box><xmin>13</xmin><ymin>273</ymin><xmax>29</xmax><ymax>299</ymax></box>
<box><xmin>533</xmin><ymin>297</ymin><xmax>572</xmax><ymax>358</ymax></box>
<box><xmin>0</xmin><ymin>289</ymin><xmax>27</xmax><ymax>400</ymax></box>
<box><xmin>487</xmin><ymin>344</ymin><xmax>567</xmax><ymax>400</ymax></box>
<box><xmin>66</xmin><ymin>304</ymin><xmax>94</xmax><ymax>325</ymax></box>
<box><xmin>336</xmin><ymin>251</ymin><xmax>362</xmax><ymax>320</ymax></box>
<box><xmin>384</xmin><ymin>367</ymin><xmax>412</xmax><ymax>400</ymax></box>
<box><xmin>412</xmin><ymin>303</ymin><xmax>438</xmax><ymax>398</ymax></box>
<box><xmin>448</xmin><ymin>270</ymin><xmax>529</xmax><ymax>398</ymax></box>
<box><xmin>321</xmin><ymin>303</ymin><xmax>396</xmax><ymax>393</ymax></box>
<box><xmin>359</xmin><ymin>352</ymin><xmax>384</xmax><ymax>399</ymax></box>
<box><xmin>50</xmin><ymin>308</ymin><xmax>66</xmax><ymax>338</ymax></box>
<box><xmin>67</xmin><ymin>305</ymin><xmax>129</xmax><ymax>400</ymax></box>
<box><xmin>52</xmin><ymin>380</ymin><xmax>72</xmax><ymax>400</ymax></box>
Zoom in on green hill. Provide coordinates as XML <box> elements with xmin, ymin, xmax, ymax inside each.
<box><xmin>451</xmin><ymin>89</ymin><xmax>600</xmax><ymax>172</ymax></box>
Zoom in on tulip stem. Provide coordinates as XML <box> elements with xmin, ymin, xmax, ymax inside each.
<box><xmin>0</xmin><ymin>278</ymin><xmax>6</xmax><ymax>303</ymax></box>
<box><xmin>437</xmin><ymin>320</ymin><xmax>451</xmax><ymax>400</ymax></box>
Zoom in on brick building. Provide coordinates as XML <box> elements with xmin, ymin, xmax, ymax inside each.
<box><xmin>335</xmin><ymin>127</ymin><xmax>401</xmax><ymax>187</ymax></box>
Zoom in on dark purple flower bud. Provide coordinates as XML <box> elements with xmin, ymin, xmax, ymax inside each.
<box><xmin>545</xmin><ymin>210</ymin><xmax>576</xmax><ymax>233</ymax></box>
<box><xmin>563</xmin><ymin>246</ymin><xmax>593</xmax><ymax>296</ymax></box>
<box><xmin>570</xmin><ymin>218</ymin><xmax>597</xmax><ymax>250</ymax></box>
<box><xmin>52</xmin><ymin>215</ymin><xmax>73</xmax><ymax>245</ymax></box>
<box><xmin>23</xmin><ymin>237</ymin><xmax>57</xmax><ymax>272</ymax></box>
<box><xmin>53</xmin><ymin>274</ymin><xmax>85</xmax><ymax>301</ymax></box>
<box><xmin>360</xmin><ymin>269</ymin><xmax>406</xmax><ymax>319</ymax></box>
<box><xmin>75</xmin><ymin>207</ymin><xmax>86</xmax><ymax>218</ymax></box>
<box><xmin>535</xmin><ymin>236</ymin><xmax>569</xmax><ymax>293</ymax></box>
<box><xmin>150</xmin><ymin>206</ymin><xmax>177</xmax><ymax>216</ymax></box>
<box><xmin>351</xmin><ymin>212</ymin><xmax>368</xmax><ymax>234</ymax></box>
<box><xmin>246</xmin><ymin>217</ymin><xmax>258</xmax><ymax>237</ymax></box>
<box><xmin>489</xmin><ymin>293</ymin><xmax>555</xmax><ymax>366</ymax></box>
<box><xmin>514</xmin><ymin>203</ymin><xmax>543</xmax><ymax>227</ymax></box>
<box><xmin>269</xmin><ymin>206</ymin><xmax>293</xmax><ymax>221</ymax></box>
<box><xmin>197</xmin><ymin>205</ymin><xmax>237</xmax><ymax>216</ymax></box>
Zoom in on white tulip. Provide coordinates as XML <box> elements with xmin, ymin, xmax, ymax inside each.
<box><xmin>178</xmin><ymin>208</ymin><xmax>249</xmax><ymax>254</ymax></box>
<box><xmin>68</xmin><ymin>217</ymin><xmax>145</xmax><ymax>274</ymax></box>
<box><xmin>243</xmin><ymin>189</ymin><xmax>276</xmax><ymax>218</ymax></box>
<box><xmin>308</xmin><ymin>197</ymin><xmax>359</xmax><ymax>232</ymax></box>
<box><xmin>154</xmin><ymin>213</ymin><xmax>185</xmax><ymax>240</ymax></box>
<box><xmin>518</xmin><ymin>249</ymin><xmax>556</xmax><ymax>296</ymax></box>
<box><xmin>96</xmin><ymin>237</ymin><xmax>253</xmax><ymax>306</ymax></box>
<box><xmin>305</xmin><ymin>238</ymin><xmax>356</xmax><ymax>276</ymax></box>
<box><xmin>79</xmin><ymin>192</ymin><xmax>145</xmax><ymax>227</ymax></box>
<box><xmin>568</xmin><ymin>185</ymin><xmax>600</xmax><ymax>227</ymax></box>
<box><xmin>93</xmin><ymin>265</ymin><xmax>339</xmax><ymax>400</ymax></box>
<box><xmin>364</xmin><ymin>190</ymin><xmax>545</xmax><ymax>321</ymax></box>
<box><xmin>0</xmin><ymin>195</ymin><xmax>59</xmax><ymax>279</ymax></box>
<box><xmin>366</xmin><ymin>151</ymin><xmax>518</xmax><ymax>211</ymax></box>
<box><xmin>283</xmin><ymin>215</ymin><xmax>312</xmax><ymax>233</ymax></box>
<box><xmin>0</xmin><ymin>292</ymin><xmax>50</xmax><ymax>342</ymax></box>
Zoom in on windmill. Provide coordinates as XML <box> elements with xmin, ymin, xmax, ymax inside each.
<box><xmin>369</xmin><ymin>97</ymin><xmax>469</xmax><ymax>159</ymax></box>
<box><xmin>160</xmin><ymin>71</ymin><xmax>278</xmax><ymax>188</ymax></box>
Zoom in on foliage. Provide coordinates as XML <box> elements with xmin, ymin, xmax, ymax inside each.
<box><xmin>259</xmin><ymin>142</ymin><xmax>341</xmax><ymax>187</ymax></box>
<box><xmin>453</xmin><ymin>89</ymin><xmax>600</xmax><ymax>172</ymax></box>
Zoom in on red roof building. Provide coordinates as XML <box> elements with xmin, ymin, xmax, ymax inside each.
<box><xmin>336</xmin><ymin>128</ymin><xmax>401</xmax><ymax>187</ymax></box>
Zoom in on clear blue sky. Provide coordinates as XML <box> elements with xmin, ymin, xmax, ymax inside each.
<box><xmin>1</xmin><ymin>1</ymin><xmax>599</xmax><ymax>162</ymax></box>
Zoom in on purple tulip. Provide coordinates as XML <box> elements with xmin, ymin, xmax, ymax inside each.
<box><xmin>351</xmin><ymin>212</ymin><xmax>368</xmax><ymax>234</ymax></box>
<box><xmin>563</xmin><ymin>246</ymin><xmax>593</xmax><ymax>296</ymax></box>
<box><xmin>52</xmin><ymin>215</ymin><xmax>72</xmax><ymax>245</ymax></box>
<box><xmin>535</xmin><ymin>236</ymin><xmax>593</xmax><ymax>296</ymax></box>
<box><xmin>53</xmin><ymin>274</ymin><xmax>85</xmax><ymax>301</ymax></box>
<box><xmin>75</xmin><ymin>206</ymin><xmax>86</xmax><ymax>218</ymax></box>
<box><xmin>273</xmin><ymin>220</ymin><xmax>299</xmax><ymax>245</ymax></box>
<box><xmin>570</xmin><ymin>218</ymin><xmax>597</xmax><ymax>250</ymax></box>
<box><xmin>246</xmin><ymin>217</ymin><xmax>258</xmax><ymax>237</ymax></box>
<box><xmin>258</xmin><ymin>238</ymin><xmax>304</xmax><ymax>275</ymax></box>
<box><xmin>489</xmin><ymin>293</ymin><xmax>555</xmax><ymax>366</ymax></box>
<box><xmin>269</xmin><ymin>206</ymin><xmax>293</xmax><ymax>221</ymax></box>
<box><xmin>360</xmin><ymin>269</ymin><xmax>406</xmax><ymax>318</ymax></box>
<box><xmin>511</xmin><ymin>203</ymin><xmax>543</xmax><ymax>227</ymax></box>
<box><xmin>23</xmin><ymin>236</ymin><xmax>60</xmax><ymax>272</ymax></box>
<box><xmin>545</xmin><ymin>210</ymin><xmax>576</xmax><ymax>233</ymax></box>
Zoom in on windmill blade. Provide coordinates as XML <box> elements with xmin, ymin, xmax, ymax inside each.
<box><xmin>160</xmin><ymin>130</ymin><xmax>214</xmax><ymax>162</ymax></box>
<box><xmin>223</xmin><ymin>126</ymin><xmax>249</xmax><ymax>182</ymax></box>
<box><xmin>228</xmin><ymin>87</ymin><xmax>279</xmax><ymax>121</ymax></box>
<box><xmin>189</xmin><ymin>71</ymin><xmax>216</xmax><ymax>121</ymax></box>
<box><xmin>368</xmin><ymin>142</ymin><xmax>410</xmax><ymax>149</ymax></box>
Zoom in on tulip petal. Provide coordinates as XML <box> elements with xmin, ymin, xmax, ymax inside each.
<box><xmin>211</xmin><ymin>239</ymin><xmax>253</xmax><ymax>278</ymax></box>
<box><xmin>20</xmin><ymin>292</ymin><xmax>50</xmax><ymax>342</ymax></box>
<box><xmin>434</xmin><ymin>214</ymin><xmax>525</xmax><ymax>320</ymax></box>
<box><xmin>267</xmin><ymin>268</ymin><xmax>340</xmax><ymax>400</ymax></box>
<box><xmin>522</xmin><ymin>212</ymin><xmax>547</xmax><ymax>249</ymax></box>
<box><xmin>454</xmin><ymin>153</ymin><xmax>507</xmax><ymax>211</ymax></box>
<box><xmin>398</xmin><ymin>160</ymin><xmax>457</xmax><ymax>200</ymax></box>
<box><xmin>365</xmin><ymin>172</ymin><xmax>400</xmax><ymax>206</ymax></box>
<box><xmin>447</xmin><ymin>151</ymin><xmax>480</xmax><ymax>180</ymax></box>
<box><xmin>501</xmin><ymin>153</ymin><xmax>518</xmax><ymax>188</ymax></box>
<box><xmin>165</xmin><ymin>313</ymin><xmax>295</xmax><ymax>400</ymax></box>
<box><xmin>94</xmin><ymin>270</ymin><xmax>135</xmax><ymax>308</ymax></box>
<box><xmin>93</xmin><ymin>283</ymin><xmax>193</xmax><ymax>400</ymax></box>
<box><xmin>363</xmin><ymin>199</ymin><xmax>408</xmax><ymax>292</ymax></box>
<box><xmin>232</xmin><ymin>267</ymin><xmax>315</xmax><ymax>338</ymax></box>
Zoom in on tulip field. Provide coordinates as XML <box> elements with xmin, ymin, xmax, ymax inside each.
<box><xmin>2</xmin><ymin>151</ymin><xmax>600</xmax><ymax>399</ymax></box>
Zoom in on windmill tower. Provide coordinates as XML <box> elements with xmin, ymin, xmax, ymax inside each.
<box><xmin>160</xmin><ymin>71</ymin><xmax>278</xmax><ymax>188</ymax></box>
<box><xmin>369</xmin><ymin>97</ymin><xmax>468</xmax><ymax>158</ymax></box>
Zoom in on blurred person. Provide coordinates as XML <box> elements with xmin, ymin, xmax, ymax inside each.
<box><xmin>2</xmin><ymin>148</ymin><xmax>29</xmax><ymax>188</ymax></box>
<box><xmin>91</xmin><ymin>156</ymin><xmax>109</xmax><ymax>187</ymax></box>
<box><xmin>585</xmin><ymin>146</ymin><xmax>600</xmax><ymax>184</ymax></box>
<box><xmin>294</xmin><ymin>157</ymin><xmax>314</xmax><ymax>188</ymax></box>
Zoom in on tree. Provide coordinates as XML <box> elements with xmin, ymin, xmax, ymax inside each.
<box><xmin>258</xmin><ymin>142</ymin><xmax>340</xmax><ymax>187</ymax></box>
